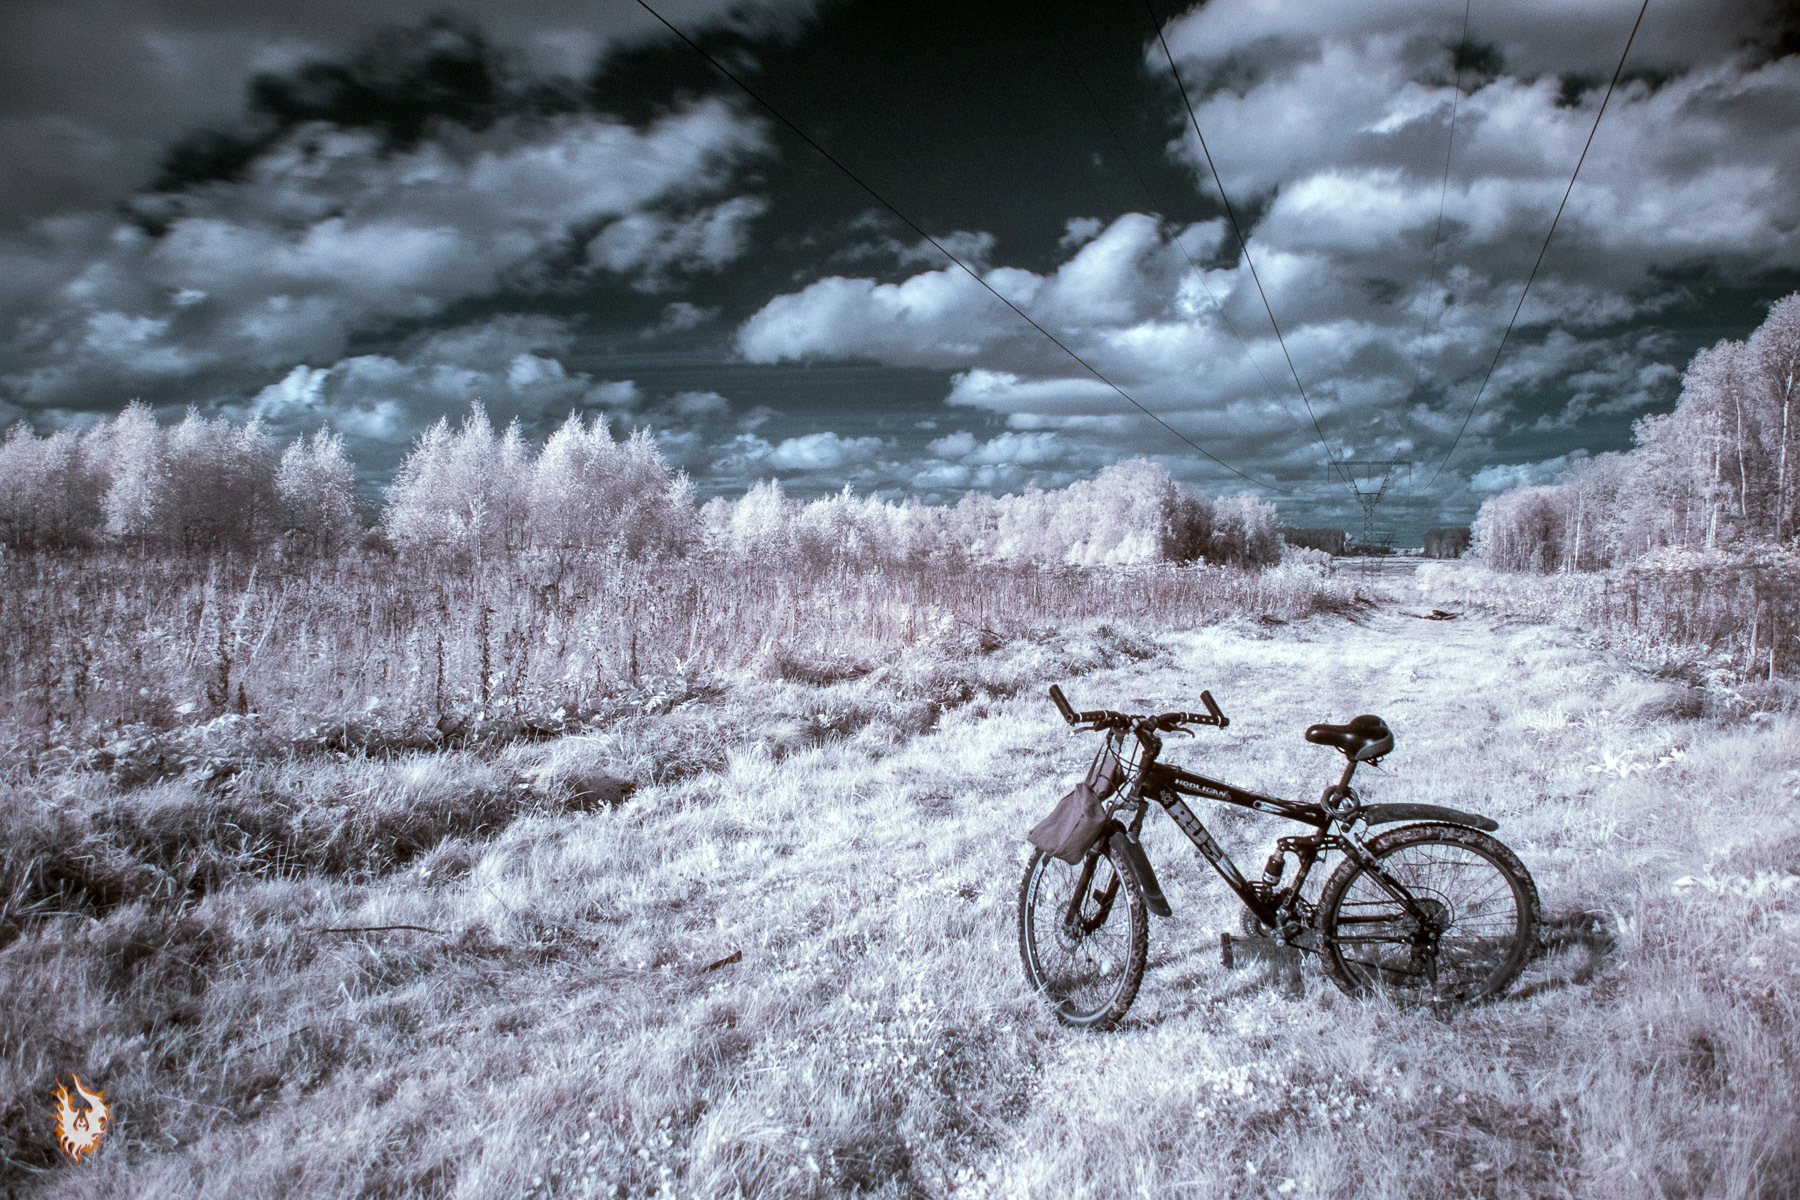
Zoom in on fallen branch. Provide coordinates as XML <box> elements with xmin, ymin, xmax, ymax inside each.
<box><xmin>318</xmin><ymin>924</ymin><xmax>447</xmax><ymax>935</ymax></box>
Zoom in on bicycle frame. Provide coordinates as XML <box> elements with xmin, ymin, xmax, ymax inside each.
<box><xmin>1106</xmin><ymin>743</ymin><xmax>1435</xmax><ymax>940</ymax></box>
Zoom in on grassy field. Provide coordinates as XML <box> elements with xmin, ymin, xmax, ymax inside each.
<box><xmin>2</xmin><ymin>561</ymin><xmax>1796</xmax><ymax>1198</ymax></box>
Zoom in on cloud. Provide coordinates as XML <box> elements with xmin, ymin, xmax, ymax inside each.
<box><xmin>737</xmin><ymin>213</ymin><xmax>1186</xmax><ymax>372</ymax></box>
<box><xmin>1</xmin><ymin>99</ymin><xmax>771</xmax><ymax>413</ymax></box>
<box><xmin>0</xmin><ymin>0</ymin><xmax>818</xmax><ymax>223</ymax></box>
<box><xmin>766</xmin><ymin>431</ymin><xmax>884</xmax><ymax>470</ymax></box>
<box><xmin>652</xmin><ymin>301</ymin><xmax>718</xmax><ymax>334</ymax></box>
<box><xmin>725</xmin><ymin>430</ymin><xmax>885</xmax><ymax>471</ymax></box>
<box><xmin>822</xmin><ymin>221</ymin><xmax>1000</xmax><ymax>274</ymax></box>
<box><xmin>1469</xmin><ymin>449</ymin><xmax>1589</xmax><ymax>492</ymax></box>
<box><xmin>1158</xmin><ymin>0</ymin><xmax>1776</xmax><ymax>83</ymax></box>
<box><xmin>927</xmin><ymin>429</ymin><xmax>1066</xmax><ymax>466</ymax></box>
<box><xmin>733</xmin><ymin>0</ymin><xmax>1800</xmax><ymax>511</ymax></box>
<box><xmin>242</xmin><ymin>313</ymin><xmax>632</xmax><ymax>444</ymax></box>
<box><xmin>1059</xmin><ymin>217</ymin><xmax>1104</xmax><ymax>251</ymax></box>
<box><xmin>585</xmin><ymin>195</ymin><xmax>770</xmax><ymax>290</ymax></box>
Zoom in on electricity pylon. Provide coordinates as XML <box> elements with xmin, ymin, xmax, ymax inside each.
<box><xmin>1341</xmin><ymin>459</ymin><xmax>1411</xmax><ymax>576</ymax></box>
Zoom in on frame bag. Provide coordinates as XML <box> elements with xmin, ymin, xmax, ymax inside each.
<box><xmin>1027</xmin><ymin>742</ymin><xmax>1124</xmax><ymax>864</ymax></box>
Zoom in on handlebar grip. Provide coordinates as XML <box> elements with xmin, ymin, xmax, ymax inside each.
<box><xmin>1200</xmin><ymin>690</ymin><xmax>1228</xmax><ymax>729</ymax></box>
<box><xmin>1048</xmin><ymin>684</ymin><xmax>1077</xmax><ymax>725</ymax></box>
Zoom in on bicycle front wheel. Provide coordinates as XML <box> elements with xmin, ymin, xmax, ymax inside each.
<box><xmin>1319</xmin><ymin>823</ymin><xmax>1540</xmax><ymax>1004</ymax></box>
<box><xmin>1017</xmin><ymin>841</ymin><xmax>1148</xmax><ymax>1030</ymax></box>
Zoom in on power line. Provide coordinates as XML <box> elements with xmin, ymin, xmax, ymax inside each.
<box><xmin>1425</xmin><ymin>0</ymin><xmax>1652</xmax><ymax>487</ymax></box>
<box><xmin>1041</xmin><ymin>2</ymin><xmax>1305</xmax><ymax>434</ymax></box>
<box><xmin>1406</xmin><ymin>0</ymin><xmax>1474</xmax><ymax>401</ymax></box>
<box><xmin>632</xmin><ymin>0</ymin><xmax>1290</xmax><ymax>494</ymax></box>
<box><xmin>1144</xmin><ymin>0</ymin><xmax>1355</xmax><ymax>495</ymax></box>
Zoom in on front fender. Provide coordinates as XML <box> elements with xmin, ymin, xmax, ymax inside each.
<box><xmin>1105</xmin><ymin>824</ymin><xmax>1171</xmax><ymax>917</ymax></box>
<box><xmin>1358</xmin><ymin>803</ymin><xmax>1498</xmax><ymax>832</ymax></box>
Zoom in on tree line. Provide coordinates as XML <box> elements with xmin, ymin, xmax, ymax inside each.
<box><xmin>1472</xmin><ymin>293</ymin><xmax>1800</xmax><ymax>573</ymax></box>
<box><xmin>0</xmin><ymin>404</ymin><xmax>1285</xmax><ymax>569</ymax></box>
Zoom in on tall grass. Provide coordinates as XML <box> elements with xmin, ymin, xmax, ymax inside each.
<box><xmin>1417</xmin><ymin>555</ymin><xmax>1800</xmax><ymax>693</ymax></box>
<box><xmin>0</xmin><ymin>548</ymin><xmax>1357</xmax><ymax>752</ymax></box>
<box><xmin>1</xmin><ymin>592</ymin><xmax>1794</xmax><ymax>1198</ymax></box>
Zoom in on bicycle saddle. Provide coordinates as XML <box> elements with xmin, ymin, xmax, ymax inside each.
<box><xmin>1305</xmin><ymin>714</ymin><xmax>1394</xmax><ymax>761</ymax></box>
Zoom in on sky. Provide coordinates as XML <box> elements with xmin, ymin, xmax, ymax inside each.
<box><xmin>2</xmin><ymin>0</ymin><xmax>1798</xmax><ymax>538</ymax></box>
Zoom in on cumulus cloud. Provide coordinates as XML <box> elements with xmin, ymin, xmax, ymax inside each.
<box><xmin>766</xmin><ymin>431</ymin><xmax>886</xmax><ymax>470</ymax></box>
<box><xmin>1470</xmin><ymin>449</ymin><xmax>1589</xmax><ymax>492</ymax></box>
<box><xmin>1</xmin><ymin>99</ymin><xmax>770</xmax><ymax>414</ymax></box>
<box><xmin>585</xmin><ymin>195</ymin><xmax>770</xmax><ymax>290</ymax></box>
<box><xmin>738</xmin><ymin>213</ymin><xmax>1188</xmax><ymax>372</ymax></box>
<box><xmin>242</xmin><ymin>314</ymin><xmax>632</xmax><ymax>444</ymax></box>
<box><xmin>733</xmin><ymin>0</ymin><xmax>1799</xmax><ymax>508</ymax></box>
<box><xmin>706</xmin><ymin>430</ymin><xmax>887</xmax><ymax>475</ymax></box>
<box><xmin>0</xmin><ymin>0</ymin><xmax>816</xmax><ymax>222</ymax></box>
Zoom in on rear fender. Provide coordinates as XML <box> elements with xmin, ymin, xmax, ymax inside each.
<box><xmin>1358</xmin><ymin>803</ymin><xmax>1498</xmax><ymax>832</ymax></box>
<box><xmin>1105</xmin><ymin>823</ymin><xmax>1171</xmax><ymax>917</ymax></box>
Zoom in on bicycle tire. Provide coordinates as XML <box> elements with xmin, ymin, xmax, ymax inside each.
<box><xmin>1017</xmin><ymin>841</ymin><xmax>1148</xmax><ymax>1030</ymax></box>
<box><xmin>1319</xmin><ymin>822</ymin><xmax>1540</xmax><ymax>1004</ymax></box>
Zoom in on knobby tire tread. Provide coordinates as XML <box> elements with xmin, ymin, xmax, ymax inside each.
<box><xmin>1017</xmin><ymin>843</ymin><xmax>1148</xmax><ymax>1031</ymax></box>
<box><xmin>1318</xmin><ymin>822</ymin><xmax>1541</xmax><ymax>1004</ymax></box>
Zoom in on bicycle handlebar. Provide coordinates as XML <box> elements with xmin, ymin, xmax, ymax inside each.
<box><xmin>1046</xmin><ymin>685</ymin><xmax>1230</xmax><ymax>732</ymax></box>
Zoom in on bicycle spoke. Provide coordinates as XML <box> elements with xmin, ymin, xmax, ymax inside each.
<box><xmin>1321</xmin><ymin>827</ymin><xmax>1537</xmax><ymax>1004</ymax></box>
<box><xmin>1019</xmin><ymin>845</ymin><xmax>1148</xmax><ymax>1028</ymax></box>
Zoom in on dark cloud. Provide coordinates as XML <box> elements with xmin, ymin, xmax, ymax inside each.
<box><xmin>1</xmin><ymin>0</ymin><xmax>1797</xmax><ymax>537</ymax></box>
<box><xmin>731</xmin><ymin>0</ymin><xmax>1800</xmax><ymax>525</ymax></box>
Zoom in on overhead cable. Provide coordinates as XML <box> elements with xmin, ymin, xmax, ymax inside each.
<box><xmin>1144</xmin><ymin>0</ymin><xmax>1355</xmax><ymax>495</ymax></box>
<box><xmin>1042</xmin><ymin>3</ymin><xmax>1305</xmax><ymax>434</ymax></box>
<box><xmin>1406</xmin><ymin>0</ymin><xmax>1475</xmax><ymax>402</ymax></box>
<box><xmin>633</xmin><ymin>0</ymin><xmax>1290</xmax><ymax>494</ymax></box>
<box><xmin>1425</xmin><ymin>0</ymin><xmax>1652</xmax><ymax>487</ymax></box>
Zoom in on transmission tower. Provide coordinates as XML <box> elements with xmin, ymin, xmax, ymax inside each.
<box><xmin>1340</xmin><ymin>459</ymin><xmax>1411</xmax><ymax>577</ymax></box>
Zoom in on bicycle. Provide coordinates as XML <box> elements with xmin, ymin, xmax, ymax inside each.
<box><xmin>1018</xmin><ymin>685</ymin><xmax>1541</xmax><ymax>1029</ymax></box>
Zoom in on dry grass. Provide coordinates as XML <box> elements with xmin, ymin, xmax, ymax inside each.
<box><xmin>1</xmin><ymin>562</ymin><xmax>1796</xmax><ymax>1199</ymax></box>
<box><xmin>0</xmin><ymin>549</ymin><xmax>1355</xmax><ymax>754</ymax></box>
<box><xmin>1416</xmin><ymin>558</ymin><xmax>1800</xmax><ymax>697</ymax></box>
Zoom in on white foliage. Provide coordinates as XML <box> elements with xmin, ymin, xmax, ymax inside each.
<box><xmin>0</xmin><ymin>423</ymin><xmax>100</xmax><ymax>550</ymax></box>
<box><xmin>1475</xmin><ymin>291</ymin><xmax>1800</xmax><ymax>572</ymax></box>
<box><xmin>527</xmin><ymin>413</ymin><xmax>696</xmax><ymax>557</ymax></box>
<box><xmin>701</xmin><ymin>459</ymin><xmax>1252</xmax><ymax>569</ymax></box>
<box><xmin>1207</xmin><ymin>492</ymin><xmax>1282</xmax><ymax>568</ymax></box>
<box><xmin>97</xmin><ymin>401</ymin><xmax>166</xmax><ymax>543</ymax></box>
<box><xmin>161</xmin><ymin>409</ymin><xmax>279</xmax><ymax>551</ymax></box>
<box><xmin>382</xmin><ymin>404</ymin><xmax>529</xmax><ymax>558</ymax></box>
<box><xmin>277</xmin><ymin>429</ymin><xmax>360</xmax><ymax>555</ymax></box>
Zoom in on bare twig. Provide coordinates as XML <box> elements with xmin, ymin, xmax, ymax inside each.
<box><xmin>483</xmin><ymin>883</ymin><xmax>518</xmax><ymax>918</ymax></box>
<box><xmin>317</xmin><ymin>924</ymin><xmax>447</xmax><ymax>935</ymax></box>
<box><xmin>148</xmin><ymin>1090</ymin><xmax>237</xmax><ymax>1118</ymax></box>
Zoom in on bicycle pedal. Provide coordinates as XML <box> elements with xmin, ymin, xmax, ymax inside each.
<box><xmin>1221</xmin><ymin>932</ymin><xmax>1235</xmax><ymax>969</ymax></box>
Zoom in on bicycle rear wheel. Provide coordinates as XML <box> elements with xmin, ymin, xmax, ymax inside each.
<box><xmin>1017</xmin><ymin>841</ymin><xmax>1147</xmax><ymax>1030</ymax></box>
<box><xmin>1319</xmin><ymin>823</ymin><xmax>1540</xmax><ymax>1004</ymax></box>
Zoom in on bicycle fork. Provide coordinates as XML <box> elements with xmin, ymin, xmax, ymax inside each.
<box><xmin>1061</xmin><ymin>854</ymin><xmax>1119</xmax><ymax>937</ymax></box>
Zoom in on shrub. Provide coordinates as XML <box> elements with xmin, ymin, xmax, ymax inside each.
<box><xmin>277</xmin><ymin>430</ymin><xmax>361</xmax><ymax>556</ymax></box>
<box><xmin>0</xmin><ymin>424</ymin><xmax>102</xmax><ymax>551</ymax></box>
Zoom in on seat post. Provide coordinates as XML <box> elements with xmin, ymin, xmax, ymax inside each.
<box><xmin>1337</xmin><ymin>757</ymin><xmax>1359</xmax><ymax>790</ymax></box>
